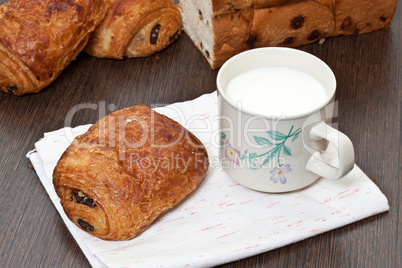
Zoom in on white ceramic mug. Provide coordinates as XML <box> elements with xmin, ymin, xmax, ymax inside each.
<box><xmin>217</xmin><ymin>47</ymin><xmax>355</xmax><ymax>193</ymax></box>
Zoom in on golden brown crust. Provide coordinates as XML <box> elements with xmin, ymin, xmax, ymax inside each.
<box><xmin>0</xmin><ymin>0</ymin><xmax>109</xmax><ymax>95</ymax></box>
<box><xmin>333</xmin><ymin>0</ymin><xmax>397</xmax><ymax>36</ymax></box>
<box><xmin>211</xmin><ymin>9</ymin><xmax>255</xmax><ymax>69</ymax></box>
<box><xmin>53</xmin><ymin>105</ymin><xmax>209</xmax><ymax>241</ymax></box>
<box><xmin>211</xmin><ymin>0</ymin><xmax>304</xmax><ymax>16</ymax></box>
<box><xmin>185</xmin><ymin>0</ymin><xmax>398</xmax><ymax>69</ymax></box>
<box><xmin>84</xmin><ymin>0</ymin><xmax>182</xmax><ymax>59</ymax></box>
<box><xmin>251</xmin><ymin>0</ymin><xmax>335</xmax><ymax>48</ymax></box>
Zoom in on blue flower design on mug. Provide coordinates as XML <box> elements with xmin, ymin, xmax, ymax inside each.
<box><xmin>270</xmin><ymin>164</ymin><xmax>292</xmax><ymax>184</ymax></box>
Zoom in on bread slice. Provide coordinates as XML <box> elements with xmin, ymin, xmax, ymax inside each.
<box><xmin>179</xmin><ymin>0</ymin><xmax>398</xmax><ymax>69</ymax></box>
<box><xmin>333</xmin><ymin>0</ymin><xmax>398</xmax><ymax>36</ymax></box>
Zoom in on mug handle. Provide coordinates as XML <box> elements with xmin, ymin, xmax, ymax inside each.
<box><xmin>306</xmin><ymin>121</ymin><xmax>355</xmax><ymax>180</ymax></box>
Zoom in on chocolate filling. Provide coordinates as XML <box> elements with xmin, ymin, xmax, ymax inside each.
<box><xmin>169</xmin><ymin>31</ymin><xmax>179</xmax><ymax>43</ymax></box>
<box><xmin>72</xmin><ymin>191</ymin><xmax>96</xmax><ymax>208</ymax></box>
<box><xmin>150</xmin><ymin>24</ymin><xmax>161</xmax><ymax>45</ymax></box>
<box><xmin>78</xmin><ymin>219</ymin><xmax>94</xmax><ymax>232</ymax></box>
<box><xmin>6</xmin><ymin>86</ymin><xmax>18</xmax><ymax>93</ymax></box>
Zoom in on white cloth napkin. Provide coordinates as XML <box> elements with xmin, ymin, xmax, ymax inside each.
<box><xmin>27</xmin><ymin>91</ymin><xmax>389</xmax><ymax>268</ymax></box>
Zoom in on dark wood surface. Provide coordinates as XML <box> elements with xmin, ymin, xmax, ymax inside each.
<box><xmin>0</xmin><ymin>1</ymin><xmax>401</xmax><ymax>267</ymax></box>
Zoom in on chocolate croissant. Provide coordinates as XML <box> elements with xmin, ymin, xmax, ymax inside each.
<box><xmin>0</xmin><ymin>0</ymin><xmax>109</xmax><ymax>95</ymax></box>
<box><xmin>53</xmin><ymin>105</ymin><xmax>209</xmax><ymax>240</ymax></box>
<box><xmin>84</xmin><ymin>0</ymin><xmax>182</xmax><ymax>58</ymax></box>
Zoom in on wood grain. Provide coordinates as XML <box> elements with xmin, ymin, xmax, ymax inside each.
<box><xmin>0</xmin><ymin>0</ymin><xmax>400</xmax><ymax>267</ymax></box>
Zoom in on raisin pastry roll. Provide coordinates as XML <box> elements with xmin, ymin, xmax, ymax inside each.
<box><xmin>84</xmin><ymin>0</ymin><xmax>182</xmax><ymax>58</ymax></box>
<box><xmin>0</xmin><ymin>0</ymin><xmax>109</xmax><ymax>95</ymax></box>
<box><xmin>53</xmin><ymin>105</ymin><xmax>209</xmax><ymax>241</ymax></box>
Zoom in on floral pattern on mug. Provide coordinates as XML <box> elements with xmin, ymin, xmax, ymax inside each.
<box><xmin>224</xmin><ymin>141</ymin><xmax>240</xmax><ymax>165</ymax></box>
<box><xmin>241</xmin><ymin>126</ymin><xmax>301</xmax><ymax>169</ymax></box>
<box><xmin>270</xmin><ymin>164</ymin><xmax>292</xmax><ymax>184</ymax></box>
<box><xmin>220</xmin><ymin>127</ymin><xmax>298</xmax><ymax>183</ymax></box>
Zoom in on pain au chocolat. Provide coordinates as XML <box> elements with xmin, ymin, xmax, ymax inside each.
<box><xmin>0</xmin><ymin>0</ymin><xmax>109</xmax><ymax>95</ymax></box>
<box><xmin>0</xmin><ymin>0</ymin><xmax>181</xmax><ymax>95</ymax></box>
<box><xmin>53</xmin><ymin>105</ymin><xmax>209</xmax><ymax>240</ymax></box>
<box><xmin>85</xmin><ymin>0</ymin><xmax>182</xmax><ymax>58</ymax></box>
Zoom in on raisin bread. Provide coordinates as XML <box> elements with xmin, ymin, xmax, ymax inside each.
<box><xmin>179</xmin><ymin>0</ymin><xmax>398</xmax><ymax>69</ymax></box>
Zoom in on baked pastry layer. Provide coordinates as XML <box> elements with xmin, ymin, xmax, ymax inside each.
<box><xmin>0</xmin><ymin>0</ymin><xmax>182</xmax><ymax>95</ymax></box>
<box><xmin>84</xmin><ymin>0</ymin><xmax>182</xmax><ymax>58</ymax></box>
<box><xmin>0</xmin><ymin>0</ymin><xmax>109</xmax><ymax>95</ymax></box>
<box><xmin>53</xmin><ymin>105</ymin><xmax>209</xmax><ymax>241</ymax></box>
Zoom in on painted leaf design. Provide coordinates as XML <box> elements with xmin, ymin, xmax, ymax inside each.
<box><xmin>249</xmin><ymin>163</ymin><xmax>261</xmax><ymax>170</ymax></box>
<box><xmin>292</xmin><ymin>133</ymin><xmax>299</xmax><ymax>142</ymax></box>
<box><xmin>254</xmin><ymin>136</ymin><xmax>273</xmax><ymax>146</ymax></box>
<box><xmin>249</xmin><ymin>152</ymin><xmax>258</xmax><ymax>158</ymax></box>
<box><xmin>241</xmin><ymin>150</ymin><xmax>258</xmax><ymax>160</ymax></box>
<box><xmin>220</xmin><ymin>132</ymin><xmax>227</xmax><ymax>148</ymax></box>
<box><xmin>262</xmin><ymin>147</ymin><xmax>280</xmax><ymax>166</ymax></box>
<box><xmin>283</xmin><ymin>145</ymin><xmax>292</xmax><ymax>156</ymax></box>
<box><xmin>266</xmin><ymin>130</ymin><xmax>288</xmax><ymax>141</ymax></box>
<box><xmin>262</xmin><ymin>157</ymin><xmax>270</xmax><ymax>166</ymax></box>
<box><xmin>248</xmin><ymin>152</ymin><xmax>258</xmax><ymax>159</ymax></box>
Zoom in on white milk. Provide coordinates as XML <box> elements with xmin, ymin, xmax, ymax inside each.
<box><xmin>225</xmin><ymin>67</ymin><xmax>328</xmax><ymax>117</ymax></box>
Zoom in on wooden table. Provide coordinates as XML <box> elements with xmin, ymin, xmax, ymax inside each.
<box><xmin>0</xmin><ymin>1</ymin><xmax>401</xmax><ymax>267</ymax></box>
